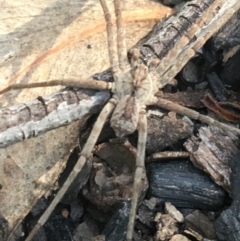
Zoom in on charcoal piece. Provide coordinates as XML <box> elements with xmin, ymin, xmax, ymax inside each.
<box><xmin>31</xmin><ymin>227</ymin><xmax>47</xmax><ymax>241</ymax></box>
<box><xmin>229</xmin><ymin>153</ymin><xmax>240</xmax><ymax>207</ymax></box>
<box><xmin>44</xmin><ymin>214</ymin><xmax>76</xmax><ymax>241</ymax></box>
<box><xmin>215</xmin><ymin>153</ymin><xmax>240</xmax><ymax>241</ymax></box>
<box><xmin>69</xmin><ymin>200</ymin><xmax>84</xmax><ymax>223</ymax></box>
<box><xmin>29</xmin><ymin>198</ymin><xmax>49</xmax><ymax>218</ymax></box>
<box><xmin>163</xmin><ymin>0</ymin><xmax>186</xmax><ymax>6</ymax></box>
<box><xmin>177</xmin><ymin>208</ymin><xmax>196</xmax><ymax>217</ymax></box>
<box><xmin>146</xmin><ymin>113</ymin><xmax>193</xmax><ymax>155</ymax></box>
<box><xmin>220</xmin><ymin>50</ymin><xmax>240</xmax><ymax>89</ymax></box>
<box><xmin>73</xmin><ymin>222</ymin><xmax>97</xmax><ymax>241</ymax></box>
<box><xmin>0</xmin><ymin>214</ymin><xmax>8</xmax><ymax>241</ymax></box>
<box><xmin>138</xmin><ymin>198</ymin><xmax>159</xmax><ymax>229</ymax></box>
<box><xmin>181</xmin><ymin>60</ymin><xmax>203</xmax><ymax>84</ymax></box>
<box><xmin>206</xmin><ymin>73</ymin><xmax>229</xmax><ymax>101</ymax></box>
<box><xmin>215</xmin><ymin>209</ymin><xmax>240</xmax><ymax>241</ymax></box>
<box><xmin>102</xmin><ymin>201</ymin><xmax>130</xmax><ymax>241</ymax></box>
<box><xmin>213</xmin><ymin>10</ymin><xmax>240</xmax><ymax>50</ymax></box>
<box><xmin>202</xmin><ymin>42</ymin><xmax>219</xmax><ymax>69</ymax></box>
<box><xmin>147</xmin><ymin>160</ymin><xmax>226</xmax><ymax>210</ymax></box>
<box><xmin>83</xmin><ymin>142</ymin><xmax>148</xmax><ymax>214</ymax></box>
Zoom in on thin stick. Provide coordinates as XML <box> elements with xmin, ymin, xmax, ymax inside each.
<box><xmin>147</xmin><ymin>151</ymin><xmax>190</xmax><ymax>163</ymax></box>
<box><xmin>126</xmin><ymin>109</ymin><xmax>147</xmax><ymax>241</ymax></box>
<box><xmin>0</xmin><ymin>79</ymin><xmax>112</xmax><ymax>95</ymax></box>
<box><xmin>25</xmin><ymin>98</ymin><xmax>116</xmax><ymax>241</ymax></box>
<box><xmin>156</xmin><ymin>98</ymin><xmax>240</xmax><ymax>135</ymax></box>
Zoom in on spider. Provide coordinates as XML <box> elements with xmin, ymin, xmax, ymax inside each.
<box><xmin>2</xmin><ymin>0</ymin><xmax>240</xmax><ymax>240</ymax></box>
<box><xmin>23</xmin><ymin>0</ymin><xmax>159</xmax><ymax>240</ymax></box>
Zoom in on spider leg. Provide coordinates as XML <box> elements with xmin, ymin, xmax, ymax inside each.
<box><xmin>127</xmin><ymin>109</ymin><xmax>147</xmax><ymax>241</ymax></box>
<box><xmin>114</xmin><ymin>0</ymin><xmax>128</xmax><ymax>70</ymax></box>
<box><xmin>99</xmin><ymin>0</ymin><xmax>119</xmax><ymax>77</ymax></box>
<box><xmin>0</xmin><ymin>78</ymin><xmax>112</xmax><ymax>95</ymax></box>
<box><xmin>25</xmin><ymin>98</ymin><xmax>116</xmax><ymax>241</ymax></box>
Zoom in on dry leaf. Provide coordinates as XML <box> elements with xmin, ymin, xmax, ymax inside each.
<box><xmin>202</xmin><ymin>93</ymin><xmax>240</xmax><ymax>123</ymax></box>
<box><xmin>0</xmin><ymin>0</ymin><xmax>172</xmax><ymax>107</ymax></box>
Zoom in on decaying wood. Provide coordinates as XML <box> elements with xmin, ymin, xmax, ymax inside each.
<box><xmin>184</xmin><ymin>126</ymin><xmax>240</xmax><ymax>193</ymax></box>
<box><xmin>138</xmin><ymin>0</ymin><xmax>240</xmax><ymax>88</ymax></box>
<box><xmin>185</xmin><ymin>210</ymin><xmax>216</xmax><ymax>239</ymax></box>
<box><xmin>154</xmin><ymin>202</ymin><xmax>184</xmax><ymax>241</ymax></box>
<box><xmin>156</xmin><ymin>90</ymin><xmax>206</xmax><ymax>108</ymax></box>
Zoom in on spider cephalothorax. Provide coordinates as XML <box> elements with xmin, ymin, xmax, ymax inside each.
<box><xmin>111</xmin><ymin>49</ymin><xmax>158</xmax><ymax>138</ymax></box>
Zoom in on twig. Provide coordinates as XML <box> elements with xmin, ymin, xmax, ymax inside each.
<box><xmin>156</xmin><ymin>98</ymin><xmax>240</xmax><ymax>135</ymax></box>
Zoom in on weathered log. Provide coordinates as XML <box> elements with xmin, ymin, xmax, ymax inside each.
<box><xmin>0</xmin><ymin>89</ymin><xmax>109</xmax><ymax>148</ymax></box>
<box><xmin>184</xmin><ymin>126</ymin><xmax>240</xmax><ymax>193</ymax></box>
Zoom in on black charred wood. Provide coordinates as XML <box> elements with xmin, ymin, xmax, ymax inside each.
<box><xmin>207</xmin><ymin>72</ymin><xmax>229</xmax><ymax>101</ymax></box>
<box><xmin>229</xmin><ymin>152</ymin><xmax>240</xmax><ymax>210</ymax></box>
<box><xmin>180</xmin><ymin>58</ymin><xmax>205</xmax><ymax>85</ymax></box>
<box><xmin>102</xmin><ymin>201</ymin><xmax>130</xmax><ymax>241</ymax></box>
<box><xmin>215</xmin><ymin>153</ymin><xmax>240</xmax><ymax>241</ymax></box>
<box><xmin>0</xmin><ymin>214</ymin><xmax>8</xmax><ymax>241</ymax></box>
<box><xmin>147</xmin><ymin>160</ymin><xmax>227</xmax><ymax>210</ymax></box>
<box><xmin>162</xmin><ymin>0</ymin><xmax>186</xmax><ymax>7</ymax></box>
<box><xmin>213</xmin><ymin>10</ymin><xmax>240</xmax><ymax>50</ymax></box>
<box><xmin>220</xmin><ymin>50</ymin><xmax>240</xmax><ymax>90</ymax></box>
<box><xmin>44</xmin><ymin>215</ymin><xmax>76</xmax><ymax>241</ymax></box>
<box><xmin>214</xmin><ymin>209</ymin><xmax>240</xmax><ymax>241</ymax></box>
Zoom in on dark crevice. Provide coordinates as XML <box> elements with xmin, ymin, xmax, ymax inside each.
<box><xmin>37</xmin><ymin>96</ymin><xmax>48</xmax><ymax>115</ymax></box>
<box><xmin>23</xmin><ymin>103</ymin><xmax>32</xmax><ymax>118</ymax></box>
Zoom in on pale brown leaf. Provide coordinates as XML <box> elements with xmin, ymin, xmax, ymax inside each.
<box><xmin>0</xmin><ymin>0</ymin><xmax>172</xmax><ymax>107</ymax></box>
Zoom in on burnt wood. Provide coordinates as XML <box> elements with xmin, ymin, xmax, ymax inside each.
<box><xmin>147</xmin><ymin>159</ymin><xmax>227</xmax><ymax>210</ymax></box>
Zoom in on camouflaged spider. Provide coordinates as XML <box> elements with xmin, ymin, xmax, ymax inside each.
<box><xmin>23</xmin><ymin>0</ymin><xmax>159</xmax><ymax>240</ymax></box>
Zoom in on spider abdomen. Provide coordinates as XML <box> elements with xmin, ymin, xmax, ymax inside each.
<box><xmin>110</xmin><ymin>95</ymin><xmax>139</xmax><ymax>137</ymax></box>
